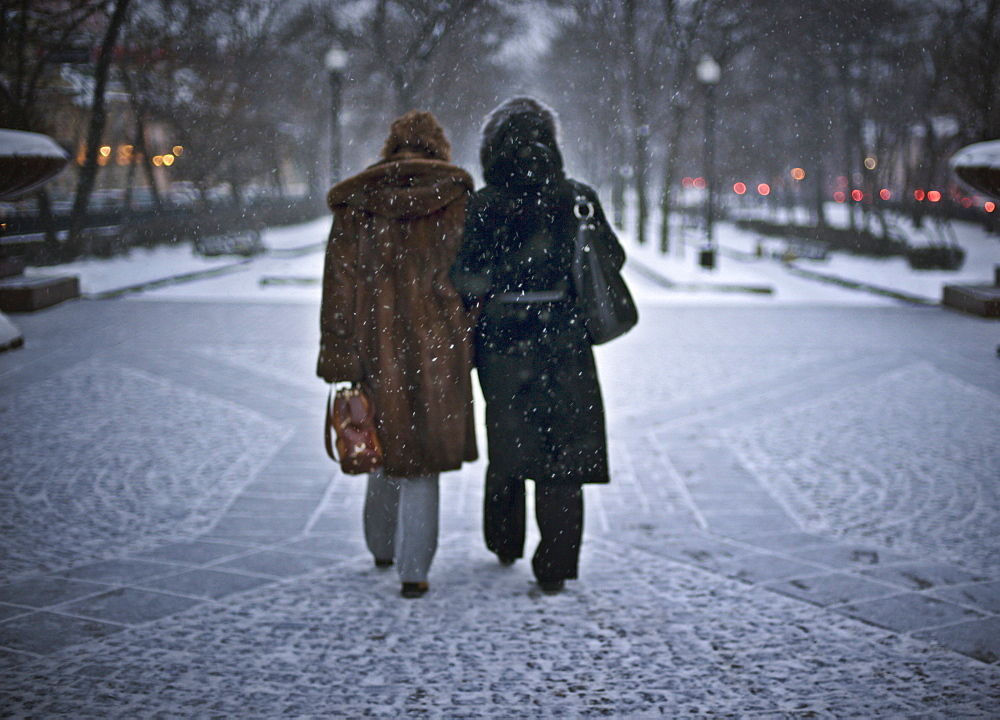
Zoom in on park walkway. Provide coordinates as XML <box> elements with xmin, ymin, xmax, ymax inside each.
<box><xmin>0</xmin><ymin>296</ymin><xmax>998</xmax><ymax>717</ymax></box>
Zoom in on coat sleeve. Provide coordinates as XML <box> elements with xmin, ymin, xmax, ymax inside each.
<box><xmin>449</xmin><ymin>191</ymin><xmax>494</xmax><ymax>308</ymax></box>
<box><xmin>317</xmin><ymin>211</ymin><xmax>364</xmax><ymax>383</ymax></box>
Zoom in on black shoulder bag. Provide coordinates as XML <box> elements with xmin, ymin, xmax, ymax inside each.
<box><xmin>571</xmin><ymin>195</ymin><xmax>638</xmax><ymax>344</ymax></box>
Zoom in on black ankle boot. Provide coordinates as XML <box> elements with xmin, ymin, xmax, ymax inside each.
<box><xmin>401</xmin><ymin>581</ymin><xmax>429</xmax><ymax>598</ymax></box>
<box><xmin>537</xmin><ymin>579</ymin><xmax>564</xmax><ymax>594</ymax></box>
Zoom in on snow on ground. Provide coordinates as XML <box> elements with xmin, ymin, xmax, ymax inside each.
<box><xmin>24</xmin><ymin>242</ymin><xmax>240</xmax><ymax>294</ymax></box>
<box><xmin>624</xmin><ymin>201</ymin><xmax>999</xmax><ymax>305</ymax></box>
<box><xmin>137</xmin><ymin>217</ymin><xmax>330</xmax><ymax>304</ymax></box>
<box><xmin>0</xmin><ymin>311</ymin><xmax>22</xmax><ymax>348</ymax></box>
<box><xmin>726</xmin><ymin>203</ymin><xmax>1000</xmax><ymax>302</ymax></box>
<box><xmin>18</xmin><ymin>210</ymin><xmax>1000</xmax><ymax>306</ymax></box>
<box><xmin>624</xmin><ymin>222</ymin><xmax>899</xmax><ymax>306</ymax></box>
<box><xmin>23</xmin><ymin>217</ymin><xmax>330</xmax><ymax>303</ymax></box>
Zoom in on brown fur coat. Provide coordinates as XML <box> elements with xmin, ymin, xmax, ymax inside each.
<box><xmin>317</xmin><ymin>154</ymin><xmax>477</xmax><ymax>476</ymax></box>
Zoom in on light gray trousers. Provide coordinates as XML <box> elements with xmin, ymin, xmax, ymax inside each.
<box><xmin>364</xmin><ymin>469</ymin><xmax>439</xmax><ymax>583</ymax></box>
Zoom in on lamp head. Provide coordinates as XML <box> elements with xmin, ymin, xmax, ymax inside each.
<box><xmin>325</xmin><ymin>45</ymin><xmax>348</xmax><ymax>72</ymax></box>
<box><xmin>696</xmin><ymin>55</ymin><xmax>721</xmax><ymax>84</ymax></box>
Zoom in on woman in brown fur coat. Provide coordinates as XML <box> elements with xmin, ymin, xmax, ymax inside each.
<box><xmin>317</xmin><ymin>111</ymin><xmax>477</xmax><ymax>598</ymax></box>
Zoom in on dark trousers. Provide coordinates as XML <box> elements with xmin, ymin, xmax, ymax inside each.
<box><xmin>484</xmin><ymin>466</ymin><xmax>583</xmax><ymax>581</ymax></box>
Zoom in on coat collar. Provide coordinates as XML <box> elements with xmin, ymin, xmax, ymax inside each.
<box><xmin>327</xmin><ymin>159</ymin><xmax>473</xmax><ymax>220</ymax></box>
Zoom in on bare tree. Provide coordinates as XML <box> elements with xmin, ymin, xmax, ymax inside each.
<box><xmin>1</xmin><ymin>0</ymin><xmax>108</xmax><ymax>252</ymax></box>
<box><xmin>124</xmin><ymin>0</ymin><xmax>309</xmax><ymax>203</ymax></box>
<box><xmin>286</xmin><ymin>0</ymin><xmax>524</xmax><ymax>173</ymax></box>
<box><xmin>68</xmin><ymin>0</ymin><xmax>131</xmax><ymax>250</ymax></box>
<box><xmin>950</xmin><ymin>0</ymin><xmax>1000</xmax><ymax>143</ymax></box>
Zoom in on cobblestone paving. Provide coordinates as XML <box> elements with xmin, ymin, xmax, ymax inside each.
<box><xmin>722</xmin><ymin>362</ymin><xmax>1000</xmax><ymax>574</ymax></box>
<box><xmin>1</xmin><ymin>538</ymin><xmax>997</xmax><ymax>718</ymax></box>
<box><xmin>0</xmin><ymin>358</ymin><xmax>291</xmax><ymax>582</ymax></box>
<box><xmin>598</xmin><ymin>345</ymin><xmax>855</xmax><ymax>422</ymax></box>
<box><xmin>192</xmin><ymin>344</ymin><xmax>320</xmax><ymax>393</ymax></box>
<box><xmin>0</xmin><ymin>300</ymin><xmax>998</xmax><ymax>717</ymax></box>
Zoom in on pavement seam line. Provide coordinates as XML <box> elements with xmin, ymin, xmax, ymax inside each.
<box><xmin>303</xmin><ymin>471</ymin><xmax>342</xmax><ymax>534</ymax></box>
<box><xmin>651</xmin><ymin>434</ymin><xmax>709</xmax><ymax>531</ymax></box>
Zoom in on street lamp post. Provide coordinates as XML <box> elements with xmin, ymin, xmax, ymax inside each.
<box><xmin>324</xmin><ymin>44</ymin><xmax>348</xmax><ymax>185</ymax></box>
<box><xmin>697</xmin><ymin>54</ymin><xmax>721</xmax><ymax>270</ymax></box>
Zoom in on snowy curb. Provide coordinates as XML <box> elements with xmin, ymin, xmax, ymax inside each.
<box><xmin>0</xmin><ymin>311</ymin><xmax>24</xmax><ymax>352</ymax></box>
<box><xmin>265</xmin><ymin>242</ymin><xmax>325</xmax><ymax>259</ymax></box>
<box><xmin>784</xmin><ymin>263</ymin><xmax>937</xmax><ymax>306</ymax></box>
<box><xmin>83</xmin><ymin>260</ymin><xmax>252</xmax><ymax>300</ymax></box>
<box><xmin>715</xmin><ymin>242</ymin><xmax>938</xmax><ymax>306</ymax></box>
<box><xmin>627</xmin><ymin>256</ymin><xmax>774</xmax><ymax>295</ymax></box>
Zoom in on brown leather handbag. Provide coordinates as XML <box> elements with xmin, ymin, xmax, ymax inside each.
<box><xmin>325</xmin><ymin>384</ymin><xmax>384</xmax><ymax>474</ymax></box>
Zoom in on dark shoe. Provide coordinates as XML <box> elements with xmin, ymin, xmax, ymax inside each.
<box><xmin>374</xmin><ymin>558</ymin><xmax>394</xmax><ymax>568</ymax></box>
<box><xmin>538</xmin><ymin>579</ymin><xmax>564</xmax><ymax>595</ymax></box>
<box><xmin>401</xmin><ymin>581</ymin><xmax>429</xmax><ymax>598</ymax></box>
<box><xmin>497</xmin><ymin>555</ymin><xmax>517</xmax><ymax>566</ymax></box>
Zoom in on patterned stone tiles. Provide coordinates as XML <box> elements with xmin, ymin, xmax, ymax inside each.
<box><xmin>1</xmin><ymin>301</ymin><xmax>998</xmax><ymax>715</ymax></box>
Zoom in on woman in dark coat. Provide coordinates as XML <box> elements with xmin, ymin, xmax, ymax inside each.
<box><xmin>451</xmin><ymin>97</ymin><xmax>624</xmax><ymax>593</ymax></box>
<box><xmin>318</xmin><ymin>110</ymin><xmax>478</xmax><ymax>598</ymax></box>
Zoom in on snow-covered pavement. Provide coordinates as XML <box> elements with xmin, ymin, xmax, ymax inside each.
<box><xmin>1</xmin><ymin>233</ymin><xmax>998</xmax><ymax>715</ymax></box>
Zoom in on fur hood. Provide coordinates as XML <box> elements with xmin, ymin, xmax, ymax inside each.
<box><xmin>327</xmin><ymin>110</ymin><xmax>471</xmax><ymax>219</ymax></box>
<box><xmin>480</xmin><ymin>97</ymin><xmax>564</xmax><ymax>187</ymax></box>
<box><xmin>327</xmin><ymin>159</ymin><xmax>472</xmax><ymax>220</ymax></box>
<box><xmin>380</xmin><ymin>110</ymin><xmax>452</xmax><ymax>162</ymax></box>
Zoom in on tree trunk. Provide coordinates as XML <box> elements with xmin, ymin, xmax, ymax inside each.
<box><xmin>68</xmin><ymin>0</ymin><xmax>131</xmax><ymax>253</ymax></box>
<box><xmin>611</xmin><ymin>124</ymin><xmax>627</xmax><ymax>230</ymax></box>
<box><xmin>134</xmin><ymin>113</ymin><xmax>161</xmax><ymax>211</ymax></box>
<box><xmin>812</xmin><ymin>170</ymin><xmax>827</xmax><ymax>229</ymax></box>
<box><xmin>623</xmin><ymin>0</ymin><xmax>648</xmax><ymax>244</ymax></box>
<box><xmin>122</xmin><ymin>68</ymin><xmax>163</xmax><ymax>213</ymax></box>
<box><xmin>659</xmin><ymin>105</ymin><xmax>687</xmax><ymax>254</ymax></box>
<box><xmin>35</xmin><ymin>187</ymin><xmax>60</xmax><ymax>260</ymax></box>
<box><xmin>844</xmin><ymin>123</ymin><xmax>858</xmax><ymax>233</ymax></box>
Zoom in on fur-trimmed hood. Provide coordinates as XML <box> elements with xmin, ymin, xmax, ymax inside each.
<box><xmin>381</xmin><ymin>110</ymin><xmax>452</xmax><ymax>163</ymax></box>
<box><xmin>480</xmin><ymin>97</ymin><xmax>564</xmax><ymax>187</ymax></box>
<box><xmin>327</xmin><ymin>159</ymin><xmax>472</xmax><ymax>220</ymax></box>
<box><xmin>327</xmin><ymin>111</ymin><xmax>470</xmax><ymax>219</ymax></box>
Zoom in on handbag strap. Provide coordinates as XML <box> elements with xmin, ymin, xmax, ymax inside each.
<box><xmin>574</xmin><ymin>195</ymin><xmax>594</xmax><ymax>221</ymax></box>
<box><xmin>324</xmin><ymin>387</ymin><xmax>338</xmax><ymax>461</ymax></box>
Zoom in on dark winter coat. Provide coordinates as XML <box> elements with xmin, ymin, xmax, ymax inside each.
<box><xmin>451</xmin><ymin>98</ymin><xmax>623</xmax><ymax>485</ymax></box>
<box><xmin>317</xmin><ymin>152</ymin><xmax>478</xmax><ymax>477</ymax></box>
